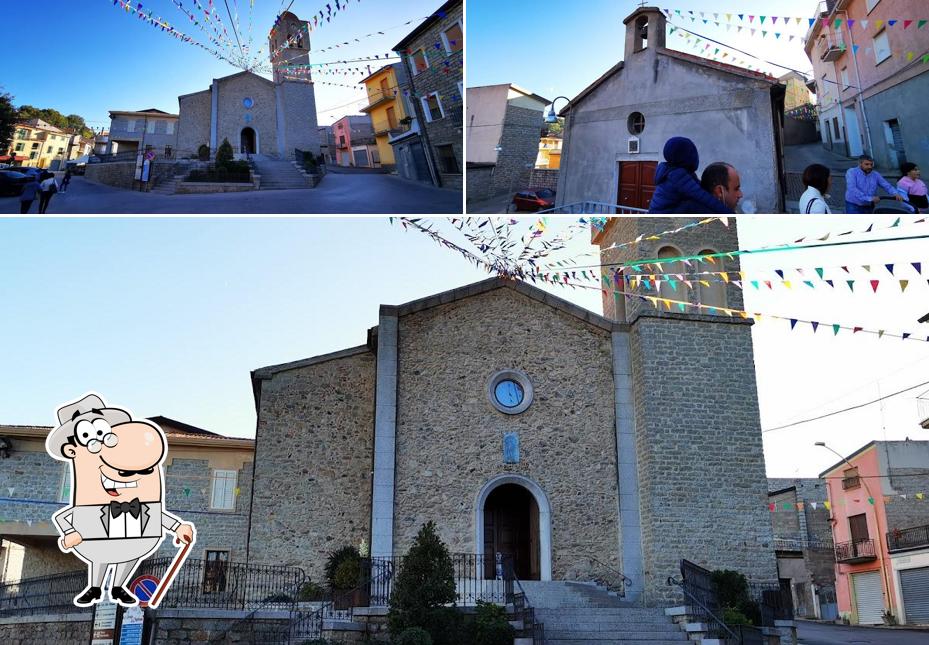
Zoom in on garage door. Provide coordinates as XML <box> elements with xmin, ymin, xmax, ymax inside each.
<box><xmin>900</xmin><ymin>567</ymin><xmax>929</xmax><ymax>624</ymax></box>
<box><xmin>852</xmin><ymin>571</ymin><xmax>884</xmax><ymax>624</ymax></box>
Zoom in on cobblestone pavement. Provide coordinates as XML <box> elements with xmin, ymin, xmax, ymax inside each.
<box><xmin>1</xmin><ymin>172</ymin><xmax>462</xmax><ymax>215</ymax></box>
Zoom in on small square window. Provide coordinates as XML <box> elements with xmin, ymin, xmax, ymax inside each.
<box><xmin>442</xmin><ymin>22</ymin><xmax>463</xmax><ymax>54</ymax></box>
<box><xmin>874</xmin><ymin>30</ymin><xmax>891</xmax><ymax>64</ymax></box>
<box><xmin>210</xmin><ymin>469</ymin><xmax>237</xmax><ymax>510</ymax></box>
<box><xmin>412</xmin><ymin>50</ymin><xmax>429</xmax><ymax>75</ymax></box>
<box><xmin>422</xmin><ymin>93</ymin><xmax>444</xmax><ymax>122</ymax></box>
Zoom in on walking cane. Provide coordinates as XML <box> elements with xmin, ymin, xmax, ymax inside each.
<box><xmin>148</xmin><ymin>533</ymin><xmax>194</xmax><ymax>609</ymax></box>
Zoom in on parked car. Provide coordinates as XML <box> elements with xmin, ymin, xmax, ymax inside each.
<box><xmin>0</xmin><ymin>170</ymin><xmax>29</xmax><ymax>196</ymax></box>
<box><xmin>66</xmin><ymin>161</ymin><xmax>87</xmax><ymax>176</ymax></box>
<box><xmin>512</xmin><ymin>188</ymin><xmax>556</xmax><ymax>212</ymax></box>
<box><xmin>5</xmin><ymin>166</ymin><xmax>43</xmax><ymax>178</ymax></box>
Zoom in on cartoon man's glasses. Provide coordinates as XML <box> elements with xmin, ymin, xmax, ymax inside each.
<box><xmin>74</xmin><ymin>419</ymin><xmax>118</xmax><ymax>454</ymax></box>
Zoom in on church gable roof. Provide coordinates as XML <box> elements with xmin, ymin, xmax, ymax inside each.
<box><xmin>384</xmin><ymin>277</ymin><xmax>622</xmax><ymax>333</ymax></box>
<box><xmin>178</xmin><ymin>70</ymin><xmax>274</xmax><ymax>100</ymax></box>
<box><xmin>562</xmin><ymin>47</ymin><xmax>776</xmax><ymax>115</ymax></box>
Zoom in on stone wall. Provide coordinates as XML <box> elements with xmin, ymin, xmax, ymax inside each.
<box><xmin>402</xmin><ymin>1</ymin><xmax>463</xmax><ymax>190</ymax></box>
<box><xmin>19</xmin><ymin>544</ymin><xmax>83</xmax><ymax>579</ymax></box>
<box><xmin>529</xmin><ymin>168</ymin><xmax>560</xmax><ymax>192</ymax></box>
<box><xmin>465</xmin><ymin>164</ymin><xmax>496</xmax><ymax>202</ymax></box>
<box><xmin>279</xmin><ymin>81</ymin><xmax>321</xmax><ymax>158</ymax></box>
<box><xmin>886</xmin><ymin>467</ymin><xmax>929</xmax><ymax>532</ymax></box>
<box><xmin>215</xmin><ymin>74</ymin><xmax>279</xmax><ymax>157</ymax></box>
<box><xmin>154</xmin><ymin>459</ymin><xmax>253</xmax><ymax>562</ymax></box>
<box><xmin>0</xmin><ymin>435</ymin><xmax>67</xmax><ymax>526</ymax></box>
<box><xmin>0</xmin><ymin>613</ymin><xmax>91</xmax><ymax>645</ymax></box>
<box><xmin>153</xmin><ymin>610</ymin><xmax>291</xmax><ymax>644</ymax></box>
<box><xmin>489</xmin><ymin>104</ymin><xmax>544</xmax><ymax>196</ymax></box>
<box><xmin>594</xmin><ymin>218</ymin><xmax>744</xmax><ymax>323</ymax></box>
<box><xmin>770</xmin><ymin>488</ymin><xmax>802</xmax><ymax>537</ymax></box>
<box><xmin>84</xmin><ymin>161</ymin><xmax>136</xmax><ymax>190</ymax></box>
<box><xmin>392</xmin><ymin>287</ymin><xmax>621</xmax><ymax>580</ymax></box>
<box><xmin>629</xmin><ymin>314</ymin><xmax>777</xmax><ymax>604</ymax></box>
<box><xmin>177</xmin><ymin>90</ymin><xmax>212</xmax><ymax>157</ymax></box>
<box><xmin>248</xmin><ymin>349</ymin><xmax>376</xmax><ymax>582</ymax></box>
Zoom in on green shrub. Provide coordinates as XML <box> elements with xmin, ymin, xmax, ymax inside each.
<box><xmin>197</xmin><ymin>144</ymin><xmax>210</xmax><ymax>161</ymax></box>
<box><xmin>393</xmin><ymin>627</ymin><xmax>433</xmax><ymax>645</ymax></box>
<box><xmin>298</xmin><ymin>579</ymin><xmax>326</xmax><ymax>601</ymax></box>
<box><xmin>216</xmin><ymin>138</ymin><xmax>234</xmax><ymax>167</ymax></box>
<box><xmin>711</xmin><ymin>570</ymin><xmax>760</xmax><ymax>626</ymax></box>
<box><xmin>325</xmin><ymin>546</ymin><xmax>362</xmax><ymax>590</ymax></box>
<box><xmin>388</xmin><ymin>522</ymin><xmax>456</xmax><ymax>643</ymax></box>
<box><xmin>474</xmin><ymin>601</ymin><xmax>514</xmax><ymax>645</ymax></box>
<box><xmin>721</xmin><ymin>606</ymin><xmax>752</xmax><ymax>626</ymax></box>
<box><xmin>333</xmin><ymin>557</ymin><xmax>362</xmax><ymax>590</ymax></box>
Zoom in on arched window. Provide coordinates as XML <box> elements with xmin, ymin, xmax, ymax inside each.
<box><xmin>656</xmin><ymin>245</ymin><xmax>686</xmax><ymax>308</ymax></box>
<box><xmin>697</xmin><ymin>248</ymin><xmax>727</xmax><ymax>312</ymax></box>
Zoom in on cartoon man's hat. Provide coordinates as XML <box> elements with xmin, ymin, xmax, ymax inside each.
<box><xmin>46</xmin><ymin>394</ymin><xmax>132</xmax><ymax>457</ymax></box>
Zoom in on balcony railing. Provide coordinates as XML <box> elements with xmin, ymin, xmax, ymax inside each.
<box><xmin>820</xmin><ymin>36</ymin><xmax>846</xmax><ymax>62</ymax></box>
<box><xmin>835</xmin><ymin>539</ymin><xmax>877</xmax><ymax>564</ymax></box>
<box><xmin>887</xmin><ymin>524</ymin><xmax>929</xmax><ymax>553</ymax></box>
<box><xmin>842</xmin><ymin>475</ymin><xmax>861</xmax><ymax>490</ymax></box>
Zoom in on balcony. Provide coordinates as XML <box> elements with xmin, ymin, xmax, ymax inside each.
<box><xmin>363</xmin><ymin>90</ymin><xmax>396</xmax><ymax>112</ymax></box>
<box><xmin>821</xmin><ymin>36</ymin><xmax>846</xmax><ymax>62</ymax></box>
<box><xmin>835</xmin><ymin>539</ymin><xmax>877</xmax><ymax>564</ymax></box>
<box><xmin>373</xmin><ymin>120</ymin><xmax>406</xmax><ymax>137</ymax></box>
<box><xmin>842</xmin><ymin>475</ymin><xmax>861</xmax><ymax>489</ymax></box>
<box><xmin>887</xmin><ymin>524</ymin><xmax>929</xmax><ymax>553</ymax></box>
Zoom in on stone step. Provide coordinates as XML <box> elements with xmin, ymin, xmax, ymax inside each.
<box><xmin>545</xmin><ymin>625</ymin><xmax>687</xmax><ymax>643</ymax></box>
<box><xmin>535</xmin><ymin>609</ymin><xmax>672</xmax><ymax>619</ymax></box>
<box><xmin>544</xmin><ymin>640</ymin><xmax>689</xmax><ymax>645</ymax></box>
<box><xmin>539</xmin><ymin>622</ymin><xmax>683</xmax><ymax>632</ymax></box>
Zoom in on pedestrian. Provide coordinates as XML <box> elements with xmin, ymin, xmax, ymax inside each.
<box><xmin>700</xmin><ymin>162</ymin><xmax>744</xmax><ymax>213</ymax></box>
<box><xmin>897</xmin><ymin>162</ymin><xmax>928</xmax><ymax>213</ymax></box>
<box><xmin>61</xmin><ymin>168</ymin><xmax>72</xmax><ymax>193</ymax></box>
<box><xmin>38</xmin><ymin>171</ymin><xmax>59</xmax><ymax>214</ymax></box>
<box><xmin>19</xmin><ymin>174</ymin><xmax>40</xmax><ymax>214</ymax></box>
<box><xmin>649</xmin><ymin>137</ymin><xmax>734</xmax><ymax>214</ymax></box>
<box><xmin>845</xmin><ymin>154</ymin><xmax>902</xmax><ymax>214</ymax></box>
<box><xmin>799</xmin><ymin>164</ymin><xmax>833</xmax><ymax>214</ymax></box>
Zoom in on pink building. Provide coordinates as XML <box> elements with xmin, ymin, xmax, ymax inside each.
<box><xmin>804</xmin><ymin>0</ymin><xmax>929</xmax><ymax>171</ymax></box>
<box><xmin>820</xmin><ymin>440</ymin><xmax>929</xmax><ymax>625</ymax></box>
<box><xmin>331</xmin><ymin>115</ymin><xmax>380</xmax><ymax>168</ymax></box>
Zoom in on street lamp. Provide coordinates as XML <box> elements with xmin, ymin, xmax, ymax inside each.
<box><xmin>815</xmin><ymin>441</ymin><xmax>892</xmax><ymax>618</ymax></box>
<box><xmin>545</xmin><ymin>96</ymin><xmax>571</xmax><ymax>124</ymax></box>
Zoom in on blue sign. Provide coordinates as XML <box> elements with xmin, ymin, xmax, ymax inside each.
<box><xmin>119</xmin><ymin>605</ymin><xmax>145</xmax><ymax>645</ymax></box>
<box><xmin>130</xmin><ymin>575</ymin><xmax>159</xmax><ymax>606</ymax></box>
<box><xmin>503</xmin><ymin>433</ymin><xmax>519</xmax><ymax>464</ymax></box>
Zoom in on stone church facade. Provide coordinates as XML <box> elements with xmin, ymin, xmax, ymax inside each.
<box><xmin>176</xmin><ymin>11</ymin><xmax>320</xmax><ymax>160</ymax></box>
<box><xmin>246</xmin><ymin>219</ymin><xmax>778</xmax><ymax>606</ymax></box>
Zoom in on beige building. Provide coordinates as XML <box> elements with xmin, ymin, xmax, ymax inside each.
<box><xmin>8</xmin><ymin>120</ymin><xmax>70</xmax><ymax>169</ymax></box>
<box><xmin>0</xmin><ymin>418</ymin><xmax>254</xmax><ymax>583</ymax></box>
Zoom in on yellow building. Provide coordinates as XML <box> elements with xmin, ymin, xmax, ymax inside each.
<box><xmin>9</xmin><ymin>119</ymin><xmax>70</xmax><ymax>169</ymax></box>
<box><xmin>536</xmin><ymin>135</ymin><xmax>562</xmax><ymax>169</ymax></box>
<box><xmin>360</xmin><ymin>64</ymin><xmax>407</xmax><ymax>169</ymax></box>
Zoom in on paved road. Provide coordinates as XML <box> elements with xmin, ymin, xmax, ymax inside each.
<box><xmin>1</xmin><ymin>172</ymin><xmax>462</xmax><ymax>215</ymax></box>
<box><xmin>798</xmin><ymin>620</ymin><xmax>929</xmax><ymax>644</ymax></box>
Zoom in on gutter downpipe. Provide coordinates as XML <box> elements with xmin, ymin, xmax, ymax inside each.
<box><xmin>833</xmin><ymin>1</ymin><xmax>875</xmax><ymax>156</ymax></box>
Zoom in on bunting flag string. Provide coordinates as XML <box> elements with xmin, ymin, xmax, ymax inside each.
<box><xmin>768</xmin><ymin>491</ymin><xmax>929</xmax><ymax>512</ymax></box>
<box><xmin>662</xmin><ymin>8</ymin><xmax>929</xmax><ymax>31</ymax></box>
<box><xmin>268</xmin><ymin>0</ymin><xmax>365</xmax><ymax>66</ymax></box>
<box><xmin>170</xmin><ymin>0</ymin><xmax>240</xmax><ymax>62</ymax></box>
<box><xmin>313</xmin><ymin>15</ymin><xmax>432</xmax><ymax>54</ymax></box>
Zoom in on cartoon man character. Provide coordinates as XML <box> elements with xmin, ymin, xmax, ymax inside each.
<box><xmin>47</xmin><ymin>393</ymin><xmax>195</xmax><ymax>607</ymax></box>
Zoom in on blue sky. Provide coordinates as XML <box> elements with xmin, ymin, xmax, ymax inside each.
<box><xmin>1</xmin><ymin>216</ymin><xmax>928</xmax><ymax>478</ymax></box>
<box><xmin>467</xmin><ymin>0</ymin><xmax>821</xmax><ymax>101</ymax></box>
<box><xmin>0</xmin><ymin>0</ymin><xmax>439</xmax><ymax>126</ymax></box>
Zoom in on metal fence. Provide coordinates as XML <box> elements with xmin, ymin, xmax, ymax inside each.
<box><xmin>538</xmin><ymin>201</ymin><xmax>649</xmax><ymax>215</ymax></box>
<box><xmin>0</xmin><ymin>569</ymin><xmax>87</xmax><ymax>616</ymax></box>
<box><xmin>674</xmin><ymin>559</ymin><xmax>731</xmax><ymax>640</ymax></box>
<box><xmin>888</xmin><ymin>524</ymin><xmax>929</xmax><ymax>553</ymax></box>
<box><xmin>749</xmin><ymin>580</ymin><xmax>794</xmax><ymax>626</ymax></box>
<box><xmin>834</xmin><ymin>538</ymin><xmax>876</xmax><ymax>562</ymax></box>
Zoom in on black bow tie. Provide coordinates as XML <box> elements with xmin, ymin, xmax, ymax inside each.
<box><xmin>110</xmin><ymin>498</ymin><xmax>142</xmax><ymax>519</ymax></box>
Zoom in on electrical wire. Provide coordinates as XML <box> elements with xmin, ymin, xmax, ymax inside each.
<box><xmin>762</xmin><ymin>379</ymin><xmax>929</xmax><ymax>433</ymax></box>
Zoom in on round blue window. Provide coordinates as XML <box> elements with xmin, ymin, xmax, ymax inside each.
<box><xmin>494</xmin><ymin>380</ymin><xmax>524</xmax><ymax>409</ymax></box>
<box><xmin>243</xmin><ymin>97</ymin><xmax>254</xmax><ymax>109</ymax></box>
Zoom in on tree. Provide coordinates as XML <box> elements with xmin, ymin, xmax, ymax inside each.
<box><xmin>0</xmin><ymin>93</ymin><xmax>17</xmax><ymax>155</ymax></box>
<box><xmin>216</xmin><ymin>138</ymin><xmax>235</xmax><ymax>168</ymax></box>
<box><xmin>545</xmin><ymin>118</ymin><xmax>564</xmax><ymax>137</ymax></box>
<box><xmin>388</xmin><ymin>522</ymin><xmax>456</xmax><ymax>643</ymax></box>
<box><xmin>15</xmin><ymin>104</ymin><xmax>92</xmax><ymax>138</ymax></box>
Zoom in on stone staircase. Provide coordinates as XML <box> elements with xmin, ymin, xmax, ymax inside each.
<box><xmin>519</xmin><ymin>581</ymin><xmax>688</xmax><ymax>645</ymax></box>
<box><xmin>150</xmin><ymin>174</ymin><xmax>183</xmax><ymax>195</ymax></box>
<box><xmin>251</xmin><ymin>156</ymin><xmax>313</xmax><ymax>191</ymax></box>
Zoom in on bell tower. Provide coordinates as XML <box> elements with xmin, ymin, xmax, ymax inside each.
<box><xmin>623</xmin><ymin>6</ymin><xmax>667</xmax><ymax>60</ymax></box>
<box><xmin>270</xmin><ymin>12</ymin><xmax>312</xmax><ymax>83</ymax></box>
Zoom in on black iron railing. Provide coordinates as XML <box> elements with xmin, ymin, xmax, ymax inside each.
<box><xmin>585</xmin><ymin>556</ymin><xmax>631</xmax><ymax>597</ymax></box>
<box><xmin>505</xmin><ymin>560</ymin><xmax>544</xmax><ymax>645</ymax></box>
<box><xmin>888</xmin><ymin>524</ymin><xmax>929</xmax><ymax>553</ymax></box>
<box><xmin>294</xmin><ymin>148</ymin><xmax>326</xmax><ymax>175</ymax></box>
<box><xmin>749</xmin><ymin>580</ymin><xmax>794</xmax><ymax>625</ymax></box>
<box><xmin>670</xmin><ymin>560</ymin><xmax>736</xmax><ymax>641</ymax></box>
<box><xmin>834</xmin><ymin>539</ymin><xmax>877</xmax><ymax>563</ymax></box>
<box><xmin>0</xmin><ymin>569</ymin><xmax>87</xmax><ymax>616</ymax></box>
<box><xmin>733</xmin><ymin>623</ymin><xmax>765</xmax><ymax>645</ymax></box>
<box><xmin>136</xmin><ymin>557</ymin><xmax>305</xmax><ymax>611</ymax></box>
<box><xmin>842</xmin><ymin>475</ymin><xmax>861</xmax><ymax>490</ymax></box>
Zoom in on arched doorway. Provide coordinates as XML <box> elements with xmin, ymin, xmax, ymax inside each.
<box><xmin>475</xmin><ymin>474</ymin><xmax>552</xmax><ymax>581</ymax></box>
<box><xmin>240</xmin><ymin>127</ymin><xmax>257</xmax><ymax>155</ymax></box>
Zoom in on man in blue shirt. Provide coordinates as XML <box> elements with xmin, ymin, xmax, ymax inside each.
<box><xmin>845</xmin><ymin>154</ymin><xmax>903</xmax><ymax>213</ymax></box>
